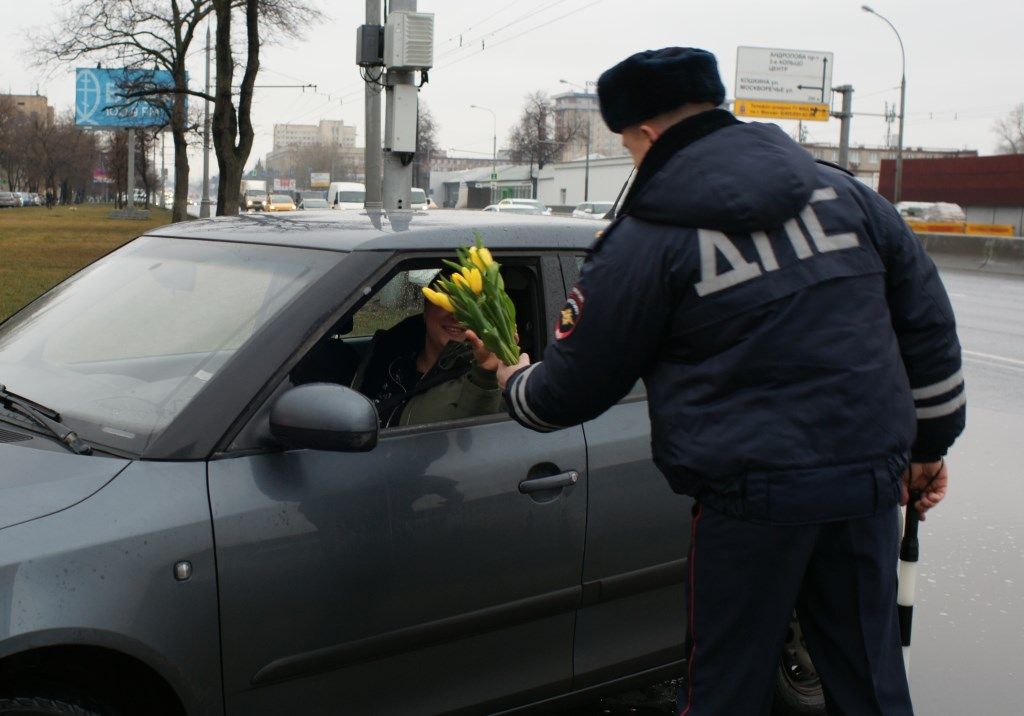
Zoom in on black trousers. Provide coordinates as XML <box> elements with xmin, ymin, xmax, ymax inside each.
<box><xmin>676</xmin><ymin>503</ymin><xmax>913</xmax><ymax>715</ymax></box>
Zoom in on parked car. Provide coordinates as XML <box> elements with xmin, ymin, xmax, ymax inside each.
<box><xmin>572</xmin><ymin>201</ymin><xmax>615</xmax><ymax>220</ymax></box>
<box><xmin>498</xmin><ymin>197</ymin><xmax>552</xmax><ymax>216</ymax></box>
<box><xmin>0</xmin><ymin>211</ymin><xmax>824</xmax><ymax>716</ymax></box>
<box><xmin>298</xmin><ymin>197</ymin><xmax>329</xmax><ymax>210</ymax></box>
<box><xmin>482</xmin><ymin>203</ymin><xmax>544</xmax><ymax>215</ymax></box>
<box><xmin>0</xmin><ymin>192</ymin><xmax>17</xmax><ymax>208</ymax></box>
<box><xmin>264</xmin><ymin>194</ymin><xmax>296</xmax><ymax>212</ymax></box>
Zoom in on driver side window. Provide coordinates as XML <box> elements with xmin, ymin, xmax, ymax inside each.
<box><xmin>290</xmin><ymin>258</ymin><xmax>544</xmax><ymax>431</ymax></box>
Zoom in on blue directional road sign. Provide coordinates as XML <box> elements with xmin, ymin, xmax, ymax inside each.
<box><xmin>75</xmin><ymin>68</ymin><xmax>180</xmax><ymax>128</ymax></box>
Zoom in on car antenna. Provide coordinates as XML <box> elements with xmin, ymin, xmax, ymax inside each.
<box><xmin>605</xmin><ymin>166</ymin><xmax>635</xmax><ymax>220</ymax></box>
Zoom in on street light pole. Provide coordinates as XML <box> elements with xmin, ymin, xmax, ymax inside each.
<box><xmin>200</xmin><ymin>23</ymin><xmax>212</xmax><ymax>218</ymax></box>
<box><xmin>470</xmin><ymin>104</ymin><xmax>497</xmax><ymax>204</ymax></box>
<box><xmin>863</xmin><ymin>5</ymin><xmax>906</xmax><ymax>203</ymax></box>
<box><xmin>560</xmin><ymin>79</ymin><xmax>596</xmax><ymax>202</ymax></box>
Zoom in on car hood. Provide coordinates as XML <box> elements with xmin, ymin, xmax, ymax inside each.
<box><xmin>0</xmin><ymin>442</ymin><xmax>131</xmax><ymax>531</ymax></box>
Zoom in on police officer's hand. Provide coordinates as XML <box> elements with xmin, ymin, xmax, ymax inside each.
<box><xmin>901</xmin><ymin>459</ymin><xmax>948</xmax><ymax>520</ymax></box>
<box><xmin>496</xmin><ymin>352</ymin><xmax>530</xmax><ymax>390</ymax></box>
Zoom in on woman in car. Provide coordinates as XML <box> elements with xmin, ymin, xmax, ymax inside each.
<box><xmin>351</xmin><ymin>287</ymin><xmax>504</xmax><ymax>427</ymax></box>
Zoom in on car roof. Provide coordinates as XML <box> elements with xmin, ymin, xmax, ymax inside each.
<box><xmin>144</xmin><ymin>208</ymin><xmax>602</xmax><ymax>252</ymax></box>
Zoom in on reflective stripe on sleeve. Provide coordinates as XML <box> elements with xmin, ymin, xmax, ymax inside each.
<box><xmin>509</xmin><ymin>363</ymin><xmax>562</xmax><ymax>432</ymax></box>
<box><xmin>911</xmin><ymin>369</ymin><xmax>964</xmax><ymax>401</ymax></box>
<box><xmin>916</xmin><ymin>391</ymin><xmax>967</xmax><ymax>419</ymax></box>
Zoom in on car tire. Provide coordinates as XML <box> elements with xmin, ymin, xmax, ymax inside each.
<box><xmin>0</xmin><ymin>695</ymin><xmax>109</xmax><ymax>716</ymax></box>
<box><xmin>772</xmin><ymin>613</ymin><xmax>826</xmax><ymax>716</ymax></box>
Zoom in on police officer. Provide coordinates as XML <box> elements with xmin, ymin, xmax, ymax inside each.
<box><xmin>490</xmin><ymin>48</ymin><xmax>963</xmax><ymax>715</ymax></box>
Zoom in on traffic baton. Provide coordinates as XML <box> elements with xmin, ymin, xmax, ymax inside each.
<box><xmin>897</xmin><ymin>491</ymin><xmax>921</xmax><ymax>674</ymax></box>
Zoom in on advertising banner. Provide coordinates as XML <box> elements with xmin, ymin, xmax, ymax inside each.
<box><xmin>76</xmin><ymin>68</ymin><xmax>181</xmax><ymax>128</ymax></box>
<box><xmin>274</xmin><ymin>178</ymin><xmax>296</xmax><ymax>191</ymax></box>
<box><xmin>310</xmin><ymin>172</ymin><xmax>331</xmax><ymax>189</ymax></box>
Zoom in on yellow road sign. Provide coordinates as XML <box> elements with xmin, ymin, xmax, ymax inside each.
<box><xmin>734</xmin><ymin>99</ymin><xmax>831</xmax><ymax>122</ymax></box>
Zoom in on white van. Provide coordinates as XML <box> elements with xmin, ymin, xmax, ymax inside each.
<box><xmin>327</xmin><ymin>182</ymin><xmax>366</xmax><ymax>210</ymax></box>
<box><xmin>411</xmin><ymin>187</ymin><xmax>428</xmax><ymax>211</ymax></box>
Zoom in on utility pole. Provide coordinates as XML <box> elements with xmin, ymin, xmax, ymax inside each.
<box><xmin>364</xmin><ymin>0</ymin><xmax>383</xmax><ymax>210</ymax></box>
<box><xmin>470</xmin><ymin>104</ymin><xmax>496</xmax><ymax>204</ymax></box>
<box><xmin>127</xmin><ymin>128</ymin><xmax>136</xmax><ymax>211</ymax></box>
<box><xmin>200</xmin><ymin>23</ymin><xmax>212</xmax><ymax>218</ymax></box>
<box><xmin>382</xmin><ymin>0</ymin><xmax>420</xmax><ymax>217</ymax></box>
<box><xmin>832</xmin><ymin>85</ymin><xmax>854</xmax><ymax>170</ymax></box>
<box><xmin>160</xmin><ymin>131</ymin><xmax>166</xmax><ymax>209</ymax></box>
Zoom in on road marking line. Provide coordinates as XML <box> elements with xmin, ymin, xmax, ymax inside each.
<box><xmin>963</xmin><ymin>350</ymin><xmax>1024</xmax><ymax>368</ymax></box>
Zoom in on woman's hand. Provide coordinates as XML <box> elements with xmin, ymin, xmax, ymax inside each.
<box><xmin>464</xmin><ymin>330</ymin><xmax>501</xmax><ymax>372</ymax></box>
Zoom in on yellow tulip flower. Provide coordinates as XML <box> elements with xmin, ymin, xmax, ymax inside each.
<box><xmin>422</xmin><ymin>286</ymin><xmax>454</xmax><ymax>313</ymax></box>
<box><xmin>462</xmin><ymin>267</ymin><xmax>483</xmax><ymax>294</ymax></box>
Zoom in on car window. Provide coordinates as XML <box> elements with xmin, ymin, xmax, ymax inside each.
<box><xmin>286</xmin><ymin>257</ymin><xmax>546</xmax><ymax>430</ymax></box>
<box><xmin>0</xmin><ymin>237</ymin><xmax>339</xmax><ymax>453</ymax></box>
<box><xmin>349</xmin><ymin>269</ymin><xmax>439</xmax><ymax>338</ymax></box>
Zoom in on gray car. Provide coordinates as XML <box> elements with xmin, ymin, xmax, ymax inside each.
<box><xmin>0</xmin><ymin>192</ymin><xmax>17</xmax><ymax>209</ymax></box>
<box><xmin>0</xmin><ymin>211</ymin><xmax>823</xmax><ymax>715</ymax></box>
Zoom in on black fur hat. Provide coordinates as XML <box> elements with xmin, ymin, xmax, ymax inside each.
<box><xmin>597</xmin><ymin>47</ymin><xmax>726</xmax><ymax>133</ymax></box>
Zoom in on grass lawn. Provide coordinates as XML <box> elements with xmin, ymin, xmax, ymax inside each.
<box><xmin>0</xmin><ymin>205</ymin><xmax>175</xmax><ymax>321</ymax></box>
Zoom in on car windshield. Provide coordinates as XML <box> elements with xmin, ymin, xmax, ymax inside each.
<box><xmin>270</xmin><ymin>194</ymin><xmax>291</xmax><ymax>203</ymax></box>
<box><xmin>303</xmin><ymin>199</ymin><xmax>329</xmax><ymax>208</ymax></box>
<box><xmin>0</xmin><ymin>236</ymin><xmax>338</xmax><ymax>454</ymax></box>
<box><xmin>337</xmin><ymin>191</ymin><xmax>365</xmax><ymax>203</ymax></box>
<box><xmin>411</xmin><ymin>189</ymin><xmax>427</xmax><ymax>204</ymax></box>
<box><xmin>592</xmin><ymin>202</ymin><xmax>614</xmax><ymax>214</ymax></box>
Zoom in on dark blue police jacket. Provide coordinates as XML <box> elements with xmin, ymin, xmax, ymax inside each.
<box><xmin>505</xmin><ymin>110</ymin><xmax>965</xmax><ymax>523</ymax></box>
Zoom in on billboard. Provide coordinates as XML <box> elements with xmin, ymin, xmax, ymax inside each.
<box><xmin>310</xmin><ymin>172</ymin><xmax>331</xmax><ymax>188</ymax></box>
<box><xmin>274</xmin><ymin>178</ymin><xmax>296</xmax><ymax>191</ymax></box>
<box><xmin>76</xmin><ymin>68</ymin><xmax>181</xmax><ymax>128</ymax></box>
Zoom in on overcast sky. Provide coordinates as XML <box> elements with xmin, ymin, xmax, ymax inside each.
<box><xmin>2</xmin><ymin>0</ymin><xmax>1022</xmax><ymax>178</ymax></box>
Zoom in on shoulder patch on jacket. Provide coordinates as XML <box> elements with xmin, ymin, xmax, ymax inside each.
<box><xmin>555</xmin><ymin>286</ymin><xmax>585</xmax><ymax>340</ymax></box>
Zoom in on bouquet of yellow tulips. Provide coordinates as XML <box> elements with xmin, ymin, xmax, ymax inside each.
<box><xmin>421</xmin><ymin>237</ymin><xmax>521</xmax><ymax>366</ymax></box>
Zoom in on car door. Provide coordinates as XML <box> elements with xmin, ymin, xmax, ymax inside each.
<box><xmin>208</xmin><ymin>253</ymin><xmax>587</xmax><ymax>716</ymax></box>
<box><xmin>558</xmin><ymin>254</ymin><xmax>694</xmax><ymax>687</ymax></box>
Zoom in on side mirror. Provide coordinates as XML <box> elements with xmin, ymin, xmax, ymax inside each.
<box><xmin>270</xmin><ymin>384</ymin><xmax>379</xmax><ymax>452</ymax></box>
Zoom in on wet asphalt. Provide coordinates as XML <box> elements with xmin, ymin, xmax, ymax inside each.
<box><xmin>551</xmin><ymin>267</ymin><xmax>1024</xmax><ymax>715</ymax></box>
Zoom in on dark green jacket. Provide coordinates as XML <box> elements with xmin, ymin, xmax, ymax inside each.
<box><xmin>352</xmin><ymin>316</ymin><xmax>502</xmax><ymax>427</ymax></box>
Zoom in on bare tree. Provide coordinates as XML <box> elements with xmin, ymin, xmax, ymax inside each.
<box><xmin>413</xmin><ymin>101</ymin><xmax>438</xmax><ymax>191</ymax></box>
<box><xmin>0</xmin><ymin>97</ymin><xmax>28</xmax><ymax>191</ymax></box>
<box><xmin>508</xmin><ymin>91</ymin><xmax>581</xmax><ymax>196</ymax></box>
<box><xmin>993</xmin><ymin>103</ymin><xmax>1024</xmax><ymax>154</ymax></box>
<box><xmin>211</xmin><ymin>0</ymin><xmax>321</xmax><ymax>214</ymax></box>
<box><xmin>35</xmin><ymin>1</ymin><xmax>220</xmax><ymax>221</ymax></box>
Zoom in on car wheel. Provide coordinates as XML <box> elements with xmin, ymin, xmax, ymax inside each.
<box><xmin>0</xmin><ymin>695</ymin><xmax>107</xmax><ymax>716</ymax></box>
<box><xmin>772</xmin><ymin>613</ymin><xmax>826</xmax><ymax>715</ymax></box>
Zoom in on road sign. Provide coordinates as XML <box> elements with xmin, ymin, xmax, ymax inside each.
<box><xmin>75</xmin><ymin>68</ymin><xmax>180</xmax><ymax>128</ymax></box>
<box><xmin>734</xmin><ymin>100</ymin><xmax>831</xmax><ymax>122</ymax></box>
<box><xmin>735</xmin><ymin>46</ymin><xmax>834</xmax><ymax>107</ymax></box>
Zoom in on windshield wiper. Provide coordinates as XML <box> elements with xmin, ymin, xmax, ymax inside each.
<box><xmin>0</xmin><ymin>384</ymin><xmax>92</xmax><ymax>455</ymax></box>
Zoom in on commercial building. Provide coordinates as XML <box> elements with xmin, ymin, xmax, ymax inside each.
<box><xmin>879</xmin><ymin>154</ymin><xmax>1024</xmax><ymax>235</ymax></box>
<box><xmin>1</xmin><ymin>93</ymin><xmax>55</xmax><ymax>126</ymax></box>
<box><xmin>272</xmin><ymin>120</ymin><xmax>356</xmax><ymax>150</ymax></box>
<box><xmin>802</xmin><ymin>143</ymin><xmax>977</xmax><ymax>190</ymax></box>
<box><xmin>552</xmin><ymin>91</ymin><xmax>624</xmax><ymax>162</ymax></box>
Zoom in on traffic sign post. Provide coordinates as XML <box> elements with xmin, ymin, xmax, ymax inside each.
<box><xmin>734</xmin><ymin>47</ymin><xmax>834</xmax><ymax>123</ymax></box>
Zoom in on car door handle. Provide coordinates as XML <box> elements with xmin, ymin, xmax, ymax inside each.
<box><xmin>518</xmin><ymin>471</ymin><xmax>580</xmax><ymax>494</ymax></box>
